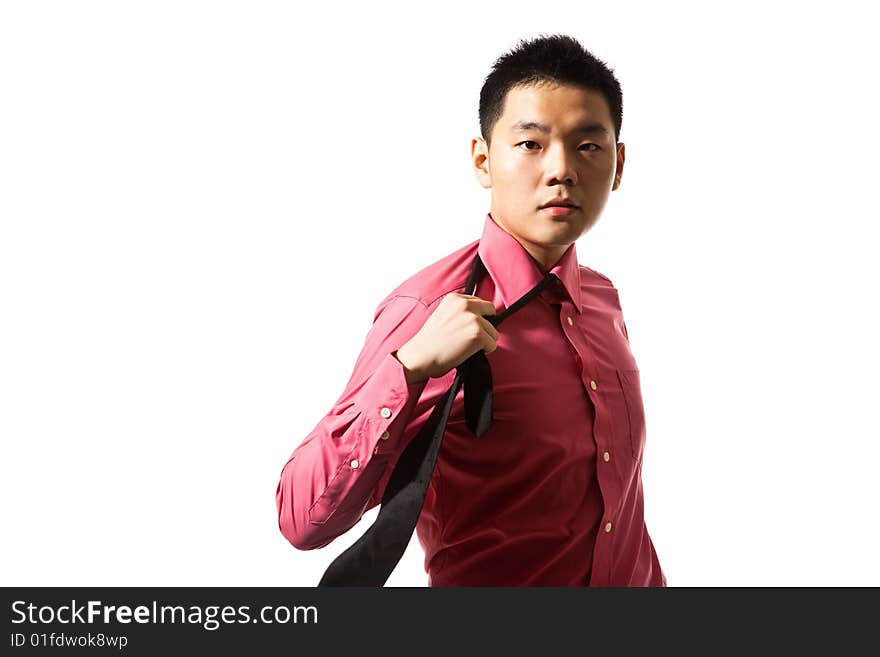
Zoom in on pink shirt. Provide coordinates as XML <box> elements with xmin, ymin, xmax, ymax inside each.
<box><xmin>276</xmin><ymin>212</ymin><xmax>666</xmax><ymax>586</ymax></box>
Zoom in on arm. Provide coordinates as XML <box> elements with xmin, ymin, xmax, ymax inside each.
<box><xmin>275</xmin><ymin>294</ymin><xmax>435</xmax><ymax>550</ymax></box>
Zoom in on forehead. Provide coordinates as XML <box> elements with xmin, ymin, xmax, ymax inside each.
<box><xmin>498</xmin><ymin>83</ymin><xmax>613</xmax><ymax>133</ymax></box>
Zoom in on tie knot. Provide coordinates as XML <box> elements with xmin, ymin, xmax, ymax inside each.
<box><xmin>540</xmin><ymin>274</ymin><xmax>566</xmax><ymax>304</ymax></box>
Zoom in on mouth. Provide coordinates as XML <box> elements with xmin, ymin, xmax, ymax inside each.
<box><xmin>539</xmin><ymin>204</ymin><xmax>578</xmax><ymax>216</ymax></box>
<box><xmin>539</xmin><ymin>197</ymin><xmax>579</xmax><ymax>209</ymax></box>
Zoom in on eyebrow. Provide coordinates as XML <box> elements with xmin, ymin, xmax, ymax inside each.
<box><xmin>511</xmin><ymin>120</ymin><xmax>610</xmax><ymax>137</ymax></box>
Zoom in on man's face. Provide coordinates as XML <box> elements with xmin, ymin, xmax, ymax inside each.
<box><xmin>471</xmin><ymin>82</ymin><xmax>625</xmax><ymax>272</ymax></box>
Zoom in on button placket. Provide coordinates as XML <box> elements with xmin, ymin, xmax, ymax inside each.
<box><xmin>560</xmin><ymin>306</ymin><xmax>601</xmax><ymax>397</ymax></box>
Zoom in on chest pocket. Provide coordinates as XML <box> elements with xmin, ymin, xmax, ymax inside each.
<box><xmin>616</xmin><ymin>368</ymin><xmax>646</xmax><ymax>462</ymax></box>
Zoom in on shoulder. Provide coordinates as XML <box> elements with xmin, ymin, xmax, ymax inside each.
<box><xmin>579</xmin><ymin>264</ymin><xmax>617</xmax><ymax>289</ymax></box>
<box><xmin>578</xmin><ymin>264</ymin><xmax>623</xmax><ymax>311</ymax></box>
<box><xmin>372</xmin><ymin>239</ymin><xmax>480</xmax><ymax>320</ymax></box>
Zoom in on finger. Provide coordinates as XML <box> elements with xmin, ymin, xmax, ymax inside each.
<box><xmin>462</xmin><ymin>294</ymin><xmax>498</xmax><ymax>315</ymax></box>
<box><xmin>476</xmin><ymin>315</ymin><xmax>500</xmax><ymax>341</ymax></box>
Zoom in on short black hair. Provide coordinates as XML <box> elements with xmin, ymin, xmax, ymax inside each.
<box><xmin>479</xmin><ymin>33</ymin><xmax>623</xmax><ymax>147</ymax></box>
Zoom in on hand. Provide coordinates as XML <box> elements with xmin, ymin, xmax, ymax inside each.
<box><xmin>395</xmin><ymin>293</ymin><xmax>500</xmax><ymax>384</ymax></box>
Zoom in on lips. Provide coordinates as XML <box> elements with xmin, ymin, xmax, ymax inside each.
<box><xmin>541</xmin><ymin>204</ymin><xmax>576</xmax><ymax>215</ymax></box>
<box><xmin>539</xmin><ymin>199</ymin><xmax>578</xmax><ymax>209</ymax></box>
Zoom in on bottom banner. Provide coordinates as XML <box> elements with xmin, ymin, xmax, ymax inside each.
<box><xmin>1</xmin><ymin>587</ymin><xmax>874</xmax><ymax>653</ymax></box>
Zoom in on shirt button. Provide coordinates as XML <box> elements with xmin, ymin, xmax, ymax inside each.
<box><xmin>590</xmin><ymin>380</ymin><xmax>597</xmax><ymax>390</ymax></box>
<box><xmin>603</xmin><ymin>451</ymin><xmax>610</xmax><ymax>462</ymax></box>
<box><xmin>380</xmin><ymin>430</ymin><xmax>390</xmax><ymax>440</ymax></box>
<box><xmin>380</xmin><ymin>407</ymin><xmax>392</xmax><ymax>419</ymax></box>
<box><xmin>604</xmin><ymin>521</ymin><xmax>613</xmax><ymax>533</ymax></box>
<box><xmin>567</xmin><ymin>316</ymin><xmax>573</xmax><ymax>326</ymax></box>
<box><xmin>350</xmin><ymin>459</ymin><xmax>360</xmax><ymax>469</ymax></box>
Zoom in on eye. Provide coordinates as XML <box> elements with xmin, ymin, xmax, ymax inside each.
<box><xmin>516</xmin><ymin>140</ymin><xmax>541</xmax><ymax>150</ymax></box>
<box><xmin>580</xmin><ymin>143</ymin><xmax>600</xmax><ymax>151</ymax></box>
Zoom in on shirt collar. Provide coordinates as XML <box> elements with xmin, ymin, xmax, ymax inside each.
<box><xmin>477</xmin><ymin>212</ymin><xmax>582</xmax><ymax>314</ymax></box>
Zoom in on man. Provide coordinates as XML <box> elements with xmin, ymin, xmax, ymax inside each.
<box><xmin>276</xmin><ymin>33</ymin><xmax>666</xmax><ymax>586</ymax></box>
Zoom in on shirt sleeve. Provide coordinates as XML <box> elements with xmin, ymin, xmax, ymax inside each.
<box><xmin>275</xmin><ymin>294</ymin><xmax>439</xmax><ymax>551</ymax></box>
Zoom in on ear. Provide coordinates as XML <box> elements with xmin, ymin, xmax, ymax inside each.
<box><xmin>612</xmin><ymin>141</ymin><xmax>625</xmax><ymax>191</ymax></box>
<box><xmin>471</xmin><ymin>137</ymin><xmax>492</xmax><ymax>189</ymax></box>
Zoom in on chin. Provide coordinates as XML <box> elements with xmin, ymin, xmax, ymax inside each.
<box><xmin>529</xmin><ymin>228</ymin><xmax>574</xmax><ymax>244</ymax></box>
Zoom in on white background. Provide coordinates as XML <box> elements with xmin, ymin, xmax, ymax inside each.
<box><xmin>2</xmin><ymin>1</ymin><xmax>878</xmax><ymax>587</ymax></box>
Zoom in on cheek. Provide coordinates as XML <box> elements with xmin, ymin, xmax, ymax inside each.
<box><xmin>496</xmin><ymin>154</ymin><xmax>533</xmax><ymax>177</ymax></box>
<box><xmin>493</xmin><ymin>171</ymin><xmax>525</xmax><ymax>198</ymax></box>
<box><xmin>586</xmin><ymin>158</ymin><xmax>616</xmax><ymax>181</ymax></box>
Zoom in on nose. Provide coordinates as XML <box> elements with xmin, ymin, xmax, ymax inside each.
<box><xmin>542</xmin><ymin>143</ymin><xmax>578</xmax><ymax>186</ymax></box>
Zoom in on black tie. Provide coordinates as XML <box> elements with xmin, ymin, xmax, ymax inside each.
<box><xmin>317</xmin><ymin>251</ymin><xmax>559</xmax><ymax>586</ymax></box>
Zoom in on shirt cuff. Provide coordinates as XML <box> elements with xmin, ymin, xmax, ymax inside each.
<box><xmin>357</xmin><ymin>350</ymin><xmax>429</xmax><ymax>456</ymax></box>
